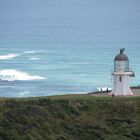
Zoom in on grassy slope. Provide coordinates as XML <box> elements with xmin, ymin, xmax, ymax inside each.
<box><xmin>0</xmin><ymin>95</ymin><xmax>140</xmax><ymax>140</ymax></box>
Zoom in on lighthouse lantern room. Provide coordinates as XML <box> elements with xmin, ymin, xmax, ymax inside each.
<box><xmin>110</xmin><ymin>48</ymin><xmax>135</xmax><ymax>96</ymax></box>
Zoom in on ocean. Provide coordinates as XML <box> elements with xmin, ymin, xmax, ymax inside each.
<box><xmin>0</xmin><ymin>0</ymin><xmax>140</xmax><ymax>97</ymax></box>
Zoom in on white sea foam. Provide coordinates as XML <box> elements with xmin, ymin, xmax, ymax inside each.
<box><xmin>29</xmin><ymin>57</ymin><xmax>40</xmax><ymax>60</ymax></box>
<box><xmin>23</xmin><ymin>51</ymin><xmax>42</xmax><ymax>54</ymax></box>
<box><xmin>0</xmin><ymin>54</ymin><xmax>20</xmax><ymax>60</ymax></box>
<box><xmin>0</xmin><ymin>70</ymin><xmax>46</xmax><ymax>81</ymax></box>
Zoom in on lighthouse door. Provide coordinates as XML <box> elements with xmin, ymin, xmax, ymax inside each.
<box><xmin>116</xmin><ymin>76</ymin><xmax>123</xmax><ymax>95</ymax></box>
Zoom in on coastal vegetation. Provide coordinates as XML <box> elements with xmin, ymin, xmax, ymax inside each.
<box><xmin>0</xmin><ymin>95</ymin><xmax>140</xmax><ymax>140</ymax></box>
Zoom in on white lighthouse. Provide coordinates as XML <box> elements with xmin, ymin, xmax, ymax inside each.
<box><xmin>110</xmin><ymin>48</ymin><xmax>135</xmax><ymax>96</ymax></box>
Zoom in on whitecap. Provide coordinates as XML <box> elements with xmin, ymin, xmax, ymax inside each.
<box><xmin>23</xmin><ymin>51</ymin><xmax>42</xmax><ymax>54</ymax></box>
<box><xmin>29</xmin><ymin>57</ymin><xmax>40</xmax><ymax>60</ymax></box>
<box><xmin>0</xmin><ymin>54</ymin><xmax>20</xmax><ymax>60</ymax></box>
<box><xmin>0</xmin><ymin>69</ymin><xmax>46</xmax><ymax>81</ymax></box>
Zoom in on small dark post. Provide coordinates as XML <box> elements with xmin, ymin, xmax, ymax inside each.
<box><xmin>112</xmin><ymin>94</ymin><xmax>115</xmax><ymax>97</ymax></box>
<box><xmin>107</xmin><ymin>88</ymin><xmax>109</xmax><ymax>92</ymax></box>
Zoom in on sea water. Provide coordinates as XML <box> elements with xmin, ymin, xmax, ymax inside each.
<box><xmin>0</xmin><ymin>0</ymin><xmax>140</xmax><ymax>97</ymax></box>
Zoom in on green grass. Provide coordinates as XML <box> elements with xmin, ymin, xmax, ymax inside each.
<box><xmin>0</xmin><ymin>95</ymin><xmax>140</xmax><ymax>140</ymax></box>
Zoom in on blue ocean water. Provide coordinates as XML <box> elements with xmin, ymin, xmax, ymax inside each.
<box><xmin>0</xmin><ymin>0</ymin><xmax>140</xmax><ymax>97</ymax></box>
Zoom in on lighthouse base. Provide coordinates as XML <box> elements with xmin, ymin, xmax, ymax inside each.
<box><xmin>109</xmin><ymin>89</ymin><xmax>133</xmax><ymax>96</ymax></box>
<box><xmin>110</xmin><ymin>72</ymin><xmax>134</xmax><ymax>96</ymax></box>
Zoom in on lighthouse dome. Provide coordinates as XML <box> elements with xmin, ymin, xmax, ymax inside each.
<box><xmin>114</xmin><ymin>48</ymin><xmax>128</xmax><ymax>61</ymax></box>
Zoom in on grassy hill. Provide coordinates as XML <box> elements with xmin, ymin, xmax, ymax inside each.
<box><xmin>0</xmin><ymin>95</ymin><xmax>140</xmax><ymax>140</ymax></box>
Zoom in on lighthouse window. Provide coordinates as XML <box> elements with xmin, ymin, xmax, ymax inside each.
<box><xmin>119</xmin><ymin>76</ymin><xmax>122</xmax><ymax>82</ymax></box>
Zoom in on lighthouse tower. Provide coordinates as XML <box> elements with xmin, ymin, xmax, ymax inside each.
<box><xmin>110</xmin><ymin>48</ymin><xmax>134</xmax><ymax>96</ymax></box>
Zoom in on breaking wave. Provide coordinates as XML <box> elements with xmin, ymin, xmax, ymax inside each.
<box><xmin>0</xmin><ymin>69</ymin><xmax>46</xmax><ymax>81</ymax></box>
<box><xmin>0</xmin><ymin>54</ymin><xmax>20</xmax><ymax>60</ymax></box>
<box><xmin>0</xmin><ymin>50</ymin><xmax>42</xmax><ymax>61</ymax></box>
